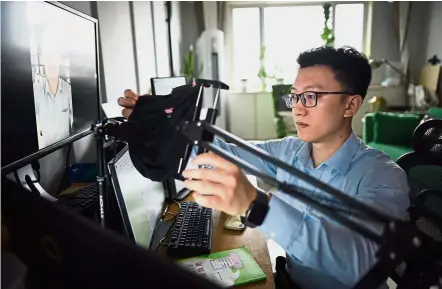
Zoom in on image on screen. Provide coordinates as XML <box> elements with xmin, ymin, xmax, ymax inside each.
<box><xmin>27</xmin><ymin>7</ymin><xmax>74</xmax><ymax>149</ymax></box>
<box><xmin>108</xmin><ymin>146</ymin><xmax>166</xmax><ymax>249</ymax></box>
<box><xmin>1</xmin><ymin>1</ymin><xmax>100</xmax><ymax>167</ymax></box>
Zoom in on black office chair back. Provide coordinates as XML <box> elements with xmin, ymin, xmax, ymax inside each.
<box><xmin>412</xmin><ymin>118</ymin><xmax>442</xmax><ymax>154</ymax></box>
<box><xmin>396</xmin><ymin>152</ymin><xmax>442</xmax><ymax>201</ymax></box>
<box><xmin>391</xmin><ymin>119</ymin><xmax>442</xmax><ymax>287</ymax></box>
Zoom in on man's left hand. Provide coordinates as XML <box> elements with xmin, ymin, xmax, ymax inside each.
<box><xmin>182</xmin><ymin>152</ymin><xmax>257</xmax><ymax>216</ymax></box>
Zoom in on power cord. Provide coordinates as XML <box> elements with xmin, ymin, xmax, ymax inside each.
<box><xmin>159</xmin><ymin>200</ymin><xmax>182</xmax><ymax>246</ymax></box>
<box><xmin>159</xmin><ymin>212</ymin><xmax>177</xmax><ymax>246</ymax></box>
<box><xmin>161</xmin><ymin>199</ymin><xmax>181</xmax><ymax>221</ymax></box>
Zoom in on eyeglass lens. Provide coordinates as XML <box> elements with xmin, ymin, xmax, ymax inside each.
<box><xmin>285</xmin><ymin>92</ymin><xmax>317</xmax><ymax>108</ymax></box>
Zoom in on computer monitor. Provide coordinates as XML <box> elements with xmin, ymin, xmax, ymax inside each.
<box><xmin>1</xmin><ymin>177</ymin><xmax>221</xmax><ymax>289</ymax></box>
<box><xmin>107</xmin><ymin>144</ymin><xmax>167</xmax><ymax>250</ymax></box>
<box><xmin>151</xmin><ymin>76</ymin><xmax>187</xmax><ymax>95</ymax></box>
<box><xmin>1</xmin><ymin>1</ymin><xmax>101</xmax><ymax>167</ymax></box>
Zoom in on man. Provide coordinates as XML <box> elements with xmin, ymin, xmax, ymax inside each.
<box><xmin>118</xmin><ymin>46</ymin><xmax>410</xmax><ymax>289</ymax></box>
<box><xmin>32</xmin><ymin>25</ymin><xmax>73</xmax><ymax>149</ymax></box>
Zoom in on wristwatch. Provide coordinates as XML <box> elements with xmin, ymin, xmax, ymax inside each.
<box><xmin>241</xmin><ymin>188</ymin><xmax>270</xmax><ymax>228</ymax></box>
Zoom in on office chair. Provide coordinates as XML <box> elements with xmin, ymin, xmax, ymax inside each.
<box><xmin>412</xmin><ymin>118</ymin><xmax>442</xmax><ymax>155</ymax></box>
<box><xmin>396</xmin><ymin>151</ymin><xmax>442</xmax><ymax>201</ymax></box>
<box><xmin>391</xmin><ymin>119</ymin><xmax>442</xmax><ymax>287</ymax></box>
<box><xmin>390</xmin><ymin>186</ymin><xmax>442</xmax><ymax>288</ymax></box>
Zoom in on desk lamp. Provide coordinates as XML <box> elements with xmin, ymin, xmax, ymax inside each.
<box><xmin>370</xmin><ymin>58</ymin><xmax>417</xmax><ymax>111</ymax></box>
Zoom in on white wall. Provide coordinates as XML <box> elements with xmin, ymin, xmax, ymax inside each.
<box><xmin>170</xmin><ymin>1</ymin><xmax>182</xmax><ymax>76</ymax></box>
<box><xmin>97</xmin><ymin>2</ymin><xmax>137</xmax><ymax>103</ymax></box>
<box><xmin>64</xmin><ymin>1</ymin><xmax>182</xmax><ymax>97</ymax></box>
<box><xmin>425</xmin><ymin>1</ymin><xmax>442</xmax><ymax>98</ymax></box>
<box><xmin>61</xmin><ymin>1</ymin><xmax>92</xmax><ymax>16</ymax></box>
<box><xmin>152</xmin><ymin>1</ymin><xmax>171</xmax><ymax>77</ymax></box>
<box><xmin>132</xmin><ymin>1</ymin><xmax>157</xmax><ymax>94</ymax></box>
<box><xmin>426</xmin><ymin>2</ymin><xmax>442</xmax><ymax>60</ymax></box>
<box><xmin>370</xmin><ymin>2</ymin><xmax>430</xmax><ymax>84</ymax></box>
<box><xmin>179</xmin><ymin>2</ymin><xmax>200</xmax><ymax>62</ymax></box>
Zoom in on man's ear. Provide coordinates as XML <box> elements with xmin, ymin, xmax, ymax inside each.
<box><xmin>344</xmin><ymin>95</ymin><xmax>363</xmax><ymax>118</ymax></box>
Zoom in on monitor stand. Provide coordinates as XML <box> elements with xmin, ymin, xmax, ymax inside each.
<box><xmin>6</xmin><ymin>164</ymin><xmax>57</xmax><ymax>202</ymax></box>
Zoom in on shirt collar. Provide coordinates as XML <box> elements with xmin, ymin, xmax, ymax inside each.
<box><xmin>324</xmin><ymin>131</ymin><xmax>360</xmax><ymax>175</ymax></box>
<box><xmin>44</xmin><ymin>77</ymin><xmax>64</xmax><ymax>96</ymax></box>
<box><xmin>295</xmin><ymin>131</ymin><xmax>360</xmax><ymax>175</ymax></box>
<box><xmin>295</xmin><ymin>142</ymin><xmax>311</xmax><ymax>170</ymax></box>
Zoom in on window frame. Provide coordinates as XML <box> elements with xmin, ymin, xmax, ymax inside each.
<box><xmin>224</xmin><ymin>1</ymin><xmax>373</xmax><ymax>90</ymax></box>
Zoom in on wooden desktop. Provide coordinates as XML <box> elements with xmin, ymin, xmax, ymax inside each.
<box><xmin>156</xmin><ymin>197</ymin><xmax>275</xmax><ymax>289</ymax></box>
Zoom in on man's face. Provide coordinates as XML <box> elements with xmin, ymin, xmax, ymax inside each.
<box><xmin>40</xmin><ymin>30</ymin><xmax>62</xmax><ymax>70</ymax></box>
<box><xmin>292</xmin><ymin>65</ymin><xmax>358</xmax><ymax>143</ymax></box>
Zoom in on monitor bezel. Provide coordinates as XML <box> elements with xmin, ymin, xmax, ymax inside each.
<box><xmin>150</xmin><ymin>76</ymin><xmax>187</xmax><ymax>95</ymax></box>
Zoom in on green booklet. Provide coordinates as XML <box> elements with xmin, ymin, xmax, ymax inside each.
<box><xmin>177</xmin><ymin>246</ymin><xmax>267</xmax><ymax>287</ymax></box>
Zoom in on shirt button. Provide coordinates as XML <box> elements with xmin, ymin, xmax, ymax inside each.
<box><xmin>270</xmin><ymin>232</ymin><xmax>276</xmax><ymax>239</ymax></box>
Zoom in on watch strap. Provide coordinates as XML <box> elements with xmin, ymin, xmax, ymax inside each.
<box><xmin>241</xmin><ymin>188</ymin><xmax>270</xmax><ymax>228</ymax></box>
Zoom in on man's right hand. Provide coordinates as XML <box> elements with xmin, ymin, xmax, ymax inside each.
<box><xmin>118</xmin><ymin>89</ymin><xmax>140</xmax><ymax>118</ymax></box>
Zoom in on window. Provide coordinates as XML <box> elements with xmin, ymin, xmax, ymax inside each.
<box><xmin>334</xmin><ymin>4</ymin><xmax>364</xmax><ymax>52</ymax></box>
<box><xmin>230</xmin><ymin>3</ymin><xmax>366</xmax><ymax>92</ymax></box>
<box><xmin>232</xmin><ymin>8</ymin><xmax>261</xmax><ymax>91</ymax></box>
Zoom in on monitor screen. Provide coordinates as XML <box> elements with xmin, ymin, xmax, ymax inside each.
<box><xmin>1</xmin><ymin>1</ymin><xmax>100</xmax><ymax>166</ymax></box>
<box><xmin>151</xmin><ymin>76</ymin><xmax>186</xmax><ymax>95</ymax></box>
<box><xmin>108</xmin><ymin>145</ymin><xmax>166</xmax><ymax>250</ymax></box>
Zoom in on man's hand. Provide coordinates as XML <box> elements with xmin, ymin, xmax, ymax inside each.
<box><xmin>117</xmin><ymin>89</ymin><xmax>139</xmax><ymax>118</ymax></box>
<box><xmin>182</xmin><ymin>152</ymin><xmax>258</xmax><ymax>216</ymax></box>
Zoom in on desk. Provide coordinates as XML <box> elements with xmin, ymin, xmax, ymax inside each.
<box><xmin>156</xmin><ymin>198</ymin><xmax>275</xmax><ymax>289</ymax></box>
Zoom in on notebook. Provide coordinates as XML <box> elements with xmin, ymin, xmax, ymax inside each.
<box><xmin>177</xmin><ymin>246</ymin><xmax>266</xmax><ymax>287</ymax></box>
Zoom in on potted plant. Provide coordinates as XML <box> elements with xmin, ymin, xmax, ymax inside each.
<box><xmin>321</xmin><ymin>3</ymin><xmax>335</xmax><ymax>46</ymax></box>
<box><xmin>181</xmin><ymin>45</ymin><xmax>202</xmax><ymax>84</ymax></box>
<box><xmin>257</xmin><ymin>45</ymin><xmax>268</xmax><ymax>92</ymax></box>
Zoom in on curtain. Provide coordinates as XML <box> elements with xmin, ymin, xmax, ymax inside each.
<box><xmin>395</xmin><ymin>2</ymin><xmax>412</xmax><ymax>78</ymax></box>
<box><xmin>194</xmin><ymin>1</ymin><xmax>205</xmax><ymax>37</ymax></box>
<box><xmin>394</xmin><ymin>1</ymin><xmax>413</xmax><ymax>106</ymax></box>
<box><xmin>217</xmin><ymin>1</ymin><xmax>226</xmax><ymax>32</ymax></box>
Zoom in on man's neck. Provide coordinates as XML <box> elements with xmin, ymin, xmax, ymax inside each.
<box><xmin>311</xmin><ymin>126</ymin><xmax>352</xmax><ymax>168</ymax></box>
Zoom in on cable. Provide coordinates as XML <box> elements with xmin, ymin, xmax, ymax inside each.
<box><xmin>159</xmin><ymin>212</ymin><xmax>178</xmax><ymax>246</ymax></box>
<box><xmin>161</xmin><ymin>200</ymin><xmax>181</xmax><ymax>221</ymax></box>
<box><xmin>158</xmin><ymin>200</ymin><xmax>183</xmax><ymax>246</ymax></box>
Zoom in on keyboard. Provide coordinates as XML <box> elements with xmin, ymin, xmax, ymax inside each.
<box><xmin>167</xmin><ymin>201</ymin><xmax>212</xmax><ymax>258</ymax></box>
<box><xmin>58</xmin><ymin>182</ymin><xmax>98</xmax><ymax>216</ymax></box>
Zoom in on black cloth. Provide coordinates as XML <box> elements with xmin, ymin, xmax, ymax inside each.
<box><xmin>119</xmin><ymin>84</ymin><xmax>200</xmax><ymax>182</ymax></box>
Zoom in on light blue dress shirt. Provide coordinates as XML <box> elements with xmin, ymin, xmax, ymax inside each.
<box><xmin>210</xmin><ymin>132</ymin><xmax>410</xmax><ymax>289</ymax></box>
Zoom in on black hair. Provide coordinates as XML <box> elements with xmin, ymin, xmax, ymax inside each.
<box><xmin>296</xmin><ymin>46</ymin><xmax>372</xmax><ymax>99</ymax></box>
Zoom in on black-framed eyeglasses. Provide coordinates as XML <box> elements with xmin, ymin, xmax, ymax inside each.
<box><xmin>283</xmin><ymin>91</ymin><xmax>354</xmax><ymax>108</ymax></box>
